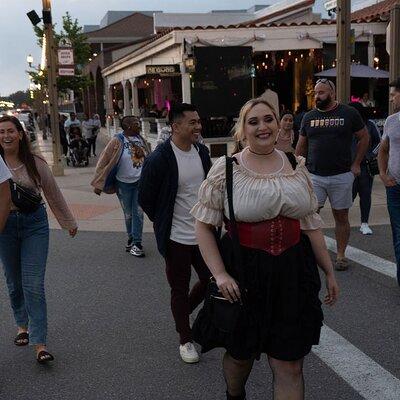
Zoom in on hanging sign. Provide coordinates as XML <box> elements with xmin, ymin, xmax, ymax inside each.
<box><xmin>146</xmin><ymin>65</ymin><xmax>180</xmax><ymax>75</ymax></box>
<box><xmin>58</xmin><ymin>67</ymin><xmax>75</xmax><ymax>76</ymax></box>
<box><xmin>58</xmin><ymin>49</ymin><xmax>74</xmax><ymax>65</ymax></box>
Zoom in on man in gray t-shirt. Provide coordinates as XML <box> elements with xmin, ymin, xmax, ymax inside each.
<box><xmin>0</xmin><ymin>155</ymin><xmax>11</xmax><ymax>232</ymax></box>
<box><xmin>378</xmin><ymin>78</ymin><xmax>400</xmax><ymax>286</ymax></box>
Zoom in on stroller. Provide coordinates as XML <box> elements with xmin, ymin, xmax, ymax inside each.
<box><xmin>66</xmin><ymin>128</ymin><xmax>89</xmax><ymax>167</ymax></box>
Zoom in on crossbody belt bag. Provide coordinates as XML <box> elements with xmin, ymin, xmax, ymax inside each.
<box><xmin>9</xmin><ymin>179</ymin><xmax>42</xmax><ymax>214</ymax></box>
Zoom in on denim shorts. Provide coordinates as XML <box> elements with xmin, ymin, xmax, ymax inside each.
<box><xmin>310</xmin><ymin>172</ymin><xmax>355</xmax><ymax>210</ymax></box>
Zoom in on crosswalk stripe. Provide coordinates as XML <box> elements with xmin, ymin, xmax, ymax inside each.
<box><xmin>314</xmin><ymin>326</ymin><xmax>400</xmax><ymax>400</ymax></box>
<box><xmin>324</xmin><ymin>236</ymin><xmax>397</xmax><ymax>279</ymax></box>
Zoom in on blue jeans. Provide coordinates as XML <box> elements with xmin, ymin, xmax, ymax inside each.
<box><xmin>386</xmin><ymin>184</ymin><xmax>400</xmax><ymax>286</ymax></box>
<box><xmin>116</xmin><ymin>180</ymin><xmax>143</xmax><ymax>245</ymax></box>
<box><xmin>0</xmin><ymin>205</ymin><xmax>49</xmax><ymax>345</ymax></box>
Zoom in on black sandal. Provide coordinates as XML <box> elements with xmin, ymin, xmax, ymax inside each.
<box><xmin>36</xmin><ymin>351</ymin><xmax>54</xmax><ymax>364</ymax></box>
<box><xmin>14</xmin><ymin>332</ymin><xmax>29</xmax><ymax>346</ymax></box>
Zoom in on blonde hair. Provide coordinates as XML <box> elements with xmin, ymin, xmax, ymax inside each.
<box><xmin>233</xmin><ymin>98</ymin><xmax>279</xmax><ymax>144</ymax></box>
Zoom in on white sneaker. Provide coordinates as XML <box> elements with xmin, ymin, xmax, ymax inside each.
<box><xmin>130</xmin><ymin>244</ymin><xmax>145</xmax><ymax>257</ymax></box>
<box><xmin>179</xmin><ymin>342</ymin><xmax>199</xmax><ymax>363</ymax></box>
<box><xmin>360</xmin><ymin>223</ymin><xmax>373</xmax><ymax>235</ymax></box>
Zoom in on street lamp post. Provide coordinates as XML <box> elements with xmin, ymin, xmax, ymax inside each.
<box><xmin>42</xmin><ymin>0</ymin><xmax>64</xmax><ymax>176</ymax></box>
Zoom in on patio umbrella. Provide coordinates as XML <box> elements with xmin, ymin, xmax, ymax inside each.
<box><xmin>315</xmin><ymin>64</ymin><xmax>389</xmax><ymax>79</ymax></box>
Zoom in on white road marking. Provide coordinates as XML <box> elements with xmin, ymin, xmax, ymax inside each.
<box><xmin>314</xmin><ymin>326</ymin><xmax>400</xmax><ymax>400</ymax></box>
<box><xmin>324</xmin><ymin>236</ymin><xmax>397</xmax><ymax>279</ymax></box>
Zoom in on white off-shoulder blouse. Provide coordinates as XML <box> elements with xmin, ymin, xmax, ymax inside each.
<box><xmin>190</xmin><ymin>152</ymin><xmax>323</xmax><ymax>231</ymax></box>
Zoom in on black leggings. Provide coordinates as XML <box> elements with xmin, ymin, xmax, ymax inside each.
<box><xmin>352</xmin><ymin>165</ymin><xmax>374</xmax><ymax>223</ymax></box>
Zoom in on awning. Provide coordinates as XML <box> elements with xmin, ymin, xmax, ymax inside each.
<box><xmin>315</xmin><ymin>64</ymin><xmax>389</xmax><ymax>79</ymax></box>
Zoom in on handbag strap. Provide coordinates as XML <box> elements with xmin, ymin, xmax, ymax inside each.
<box><xmin>225</xmin><ymin>156</ymin><xmax>245</xmax><ymax>288</ymax></box>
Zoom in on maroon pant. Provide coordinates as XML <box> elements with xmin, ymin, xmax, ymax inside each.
<box><xmin>165</xmin><ymin>240</ymin><xmax>211</xmax><ymax>344</ymax></box>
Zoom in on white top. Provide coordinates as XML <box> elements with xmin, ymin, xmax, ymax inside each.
<box><xmin>0</xmin><ymin>156</ymin><xmax>11</xmax><ymax>184</ymax></box>
<box><xmin>382</xmin><ymin>112</ymin><xmax>400</xmax><ymax>183</ymax></box>
<box><xmin>81</xmin><ymin>120</ymin><xmax>94</xmax><ymax>139</ymax></box>
<box><xmin>116</xmin><ymin>135</ymin><xmax>148</xmax><ymax>183</ymax></box>
<box><xmin>64</xmin><ymin>118</ymin><xmax>81</xmax><ymax>132</ymax></box>
<box><xmin>170</xmin><ymin>141</ymin><xmax>205</xmax><ymax>245</ymax></box>
<box><xmin>190</xmin><ymin>153</ymin><xmax>323</xmax><ymax>231</ymax></box>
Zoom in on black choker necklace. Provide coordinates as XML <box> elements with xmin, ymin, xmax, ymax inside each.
<box><xmin>248</xmin><ymin>148</ymin><xmax>275</xmax><ymax>156</ymax></box>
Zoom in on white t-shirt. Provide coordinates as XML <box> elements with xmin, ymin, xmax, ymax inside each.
<box><xmin>0</xmin><ymin>156</ymin><xmax>11</xmax><ymax>184</ymax></box>
<box><xmin>81</xmin><ymin>120</ymin><xmax>94</xmax><ymax>139</ymax></box>
<box><xmin>170</xmin><ymin>141</ymin><xmax>204</xmax><ymax>245</ymax></box>
<box><xmin>383</xmin><ymin>111</ymin><xmax>400</xmax><ymax>183</ymax></box>
<box><xmin>116</xmin><ymin>135</ymin><xmax>148</xmax><ymax>183</ymax></box>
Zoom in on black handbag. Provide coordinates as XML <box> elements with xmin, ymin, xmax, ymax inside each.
<box><xmin>9</xmin><ymin>179</ymin><xmax>42</xmax><ymax>214</ymax></box>
<box><xmin>366</xmin><ymin>157</ymin><xmax>379</xmax><ymax>177</ymax></box>
<box><xmin>199</xmin><ymin>156</ymin><xmax>246</xmax><ymax>334</ymax></box>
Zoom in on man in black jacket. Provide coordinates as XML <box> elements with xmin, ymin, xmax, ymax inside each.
<box><xmin>139</xmin><ymin>103</ymin><xmax>211</xmax><ymax>363</ymax></box>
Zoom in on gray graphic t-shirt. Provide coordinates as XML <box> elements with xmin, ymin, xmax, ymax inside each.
<box><xmin>382</xmin><ymin>112</ymin><xmax>400</xmax><ymax>183</ymax></box>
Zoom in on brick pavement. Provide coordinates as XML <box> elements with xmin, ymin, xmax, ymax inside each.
<box><xmin>33</xmin><ymin>128</ymin><xmax>390</xmax><ymax>233</ymax></box>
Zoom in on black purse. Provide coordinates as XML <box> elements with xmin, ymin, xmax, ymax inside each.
<box><xmin>199</xmin><ymin>156</ymin><xmax>246</xmax><ymax>334</ymax></box>
<box><xmin>366</xmin><ymin>157</ymin><xmax>379</xmax><ymax>177</ymax></box>
<box><xmin>9</xmin><ymin>179</ymin><xmax>42</xmax><ymax>214</ymax></box>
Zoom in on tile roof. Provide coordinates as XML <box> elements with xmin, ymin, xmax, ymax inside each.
<box><xmin>351</xmin><ymin>0</ymin><xmax>399</xmax><ymax>22</ymax></box>
<box><xmin>85</xmin><ymin>12</ymin><xmax>154</xmax><ymax>39</ymax></box>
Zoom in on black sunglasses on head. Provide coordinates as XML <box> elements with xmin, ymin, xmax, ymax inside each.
<box><xmin>316</xmin><ymin>78</ymin><xmax>335</xmax><ymax>91</ymax></box>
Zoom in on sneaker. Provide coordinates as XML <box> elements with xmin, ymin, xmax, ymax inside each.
<box><xmin>360</xmin><ymin>223</ymin><xmax>373</xmax><ymax>235</ymax></box>
<box><xmin>130</xmin><ymin>244</ymin><xmax>145</xmax><ymax>257</ymax></box>
<box><xmin>335</xmin><ymin>258</ymin><xmax>349</xmax><ymax>271</ymax></box>
<box><xmin>125</xmin><ymin>238</ymin><xmax>133</xmax><ymax>252</ymax></box>
<box><xmin>179</xmin><ymin>342</ymin><xmax>199</xmax><ymax>363</ymax></box>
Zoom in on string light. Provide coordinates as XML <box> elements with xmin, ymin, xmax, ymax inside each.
<box><xmin>265</xmin><ymin>53</ymin><xmax>269</xmax><ymax>59</ymax></box>
<box><xmin>288</xmin><ymin>51</ymin><xmax>291</xmax><ymax>56</ymax></box>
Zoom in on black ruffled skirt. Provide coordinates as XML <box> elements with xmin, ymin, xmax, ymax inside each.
<box><xmin>193</xmin><ymin>233</ymin><xmax>323</xmax><ymax>361</ymax></box>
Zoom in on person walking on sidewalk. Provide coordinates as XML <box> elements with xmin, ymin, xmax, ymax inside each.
<box><xmin>139</xmin><ymin>103</ymin><xmax>212</xmax><ymax>363</ymax></box>
<box><xmin>0</xmin><ymin>116</ymin><xmax>78</xmax><ymax>364</ymax></box>
<box><xmin>191</xmin><ymin>98</ymin><xmax>338</xmax><ymax>400</ymax></box>
<box><xmin>64</xmin><ymin>112</ymin><xmax>81</xmax><ymax>141</ymax></box>
<box><xmin>348</xmin><ymin>102</ymin><xmax>381</xmax><ymax>235</ymax></box>
<box><xmin>92</xmin><ymin>116</ymin><xmax>150</xmax><ymax>257</ymax></box>
<box><xmin>296</xmin><ymin>79</ymin><xmax>369</xmax><ymax>271</ymax></box>
<box><xmin>81</xmin><ymin>114</ymin><xmax>94</xmax><ymax>156</ymax></box>
<box><xmin>91</xmin><ymin>114</ymin><xmax>101</xmax><ymax>156</ymax></box>
<box><xmin>275</xmin><ymin>111</ymin><xmax>296</xmax><ymax>153</ymax></box>
<box><xmin>378</xmin><ymin>78</ymin><xmax>400</xmax><ymax>286</ymax></box>
<box><xmin>0</xmin><ymin>155</ymin><xmax>11</xmax><ymax>231</ymax></box>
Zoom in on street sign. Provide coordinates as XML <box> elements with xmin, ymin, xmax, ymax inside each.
<box><xmin>58</xmin><ymin>48</ymin><xmax>74</xmax><ymax>65</ymax></box>
<box><xmin>58</xmin><ymin>67</ymin><xmax>75</xmax><ymax>76</ymax></box>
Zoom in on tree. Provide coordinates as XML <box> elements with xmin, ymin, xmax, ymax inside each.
<box><xmin>29</xmin><ymin>12</ymin><xmax>92</xmax><ymax>94</ymax></box>
<box><xmin>0</xmin><ymin>90</ymin><xmax>33</xmax><ymax>108</ymax></box>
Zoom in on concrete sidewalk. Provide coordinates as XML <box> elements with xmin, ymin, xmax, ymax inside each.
<box><xmin>33</xmin><ymin>129</ymin><xmax>390</xmax><ymax>232</ymax></box>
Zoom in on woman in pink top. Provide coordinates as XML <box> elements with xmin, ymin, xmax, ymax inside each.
<box><xmin>0</xmin><ymin>116</ymin><xmax>77</xmax><ymax>364</ymax></box>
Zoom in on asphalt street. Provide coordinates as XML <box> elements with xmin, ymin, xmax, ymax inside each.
<box><xmin>0</xmin><ymin>224</ymin><xmax>399</xmax><ymax>400</ymax></box>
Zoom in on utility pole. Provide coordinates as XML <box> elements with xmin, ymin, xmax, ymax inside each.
<box><xmin>389</xmin><ymin>0</ymin><xmax>400</xmax><ymax>114</ymax></box>
<box><xmin>42</xmin><ymin>0</ymin><xmax>64</xmax><ymax>176</ymax></box>
<box><xmin>336</xmin><ymin>0</ymin><xmax>351</xmax><ymax>104</ymax></box>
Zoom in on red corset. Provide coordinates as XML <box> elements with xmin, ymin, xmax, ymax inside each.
<box><xmin>226</xmin><ymin>215</ymin><xmax>301</xmax><ymax>256</ymax></box>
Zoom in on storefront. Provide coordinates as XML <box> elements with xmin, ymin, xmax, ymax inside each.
<box><xmin>102</xmin><ymin>19</ymin><xmax>387</xmax><ymax>154</ymax></box>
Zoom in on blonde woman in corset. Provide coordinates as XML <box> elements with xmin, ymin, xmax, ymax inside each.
<box><xmin>191</xmin><ymin>98</ymin><xmax>339</xmax><ymax>400</ymax></box>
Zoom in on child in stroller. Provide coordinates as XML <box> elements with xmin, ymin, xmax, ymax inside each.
<box><xmin>67</xmin><ymin>127</ymin><xmax>89</xmax><ymax>167</ymax></box>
